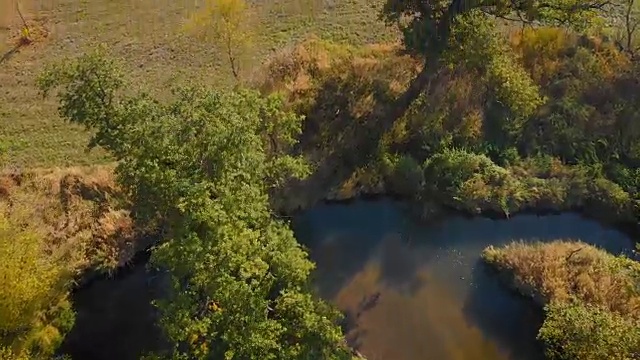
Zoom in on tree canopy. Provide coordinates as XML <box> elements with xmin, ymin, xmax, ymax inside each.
<box><xmin>379</xmin><ymin>0</ymin><xmax>616</xmax><ymax>126</ymax></box>
<box><xmin>184</xmin><ymin>0</ymin><xmax>254</xmax><ymax>81</ymax></box>
<box><xmin>38</xmin><ymin>51</ymin><xmax>353</xmax><ymax>360</ymax></box>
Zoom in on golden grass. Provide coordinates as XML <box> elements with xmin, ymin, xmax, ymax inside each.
<box><xmin>483</xmin><ymin>240</ymin><xmax>640</xmax><ymax>320</ymax></box>
<box><xmin>0</xmin><ymin>165</ymin><xmax>137</xmax><ymax>273</ymax></box>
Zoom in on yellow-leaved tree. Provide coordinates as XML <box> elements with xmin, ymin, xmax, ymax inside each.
<box><xmin>185</xmin><ymin>0</ymin><xmax>253</xmax><ymax>81</ymax></box>
<box><xmin>0</xmin><ymin>208</ymin><xmax>74</xmax><ymax>359</ymax></box>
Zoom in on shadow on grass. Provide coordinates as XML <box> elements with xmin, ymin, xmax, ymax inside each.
<box><xmin>1</xmin><ymin>38</ymin><xmax>30</xmax><ymax>64</ymax></box>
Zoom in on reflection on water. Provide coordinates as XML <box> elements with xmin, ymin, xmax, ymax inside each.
<box><xmin>294</xmin><ymin>199</ymin><xmax>634</xmax><ymax>360</ymax></box>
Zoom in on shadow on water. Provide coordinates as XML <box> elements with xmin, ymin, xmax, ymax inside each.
<box><xmin>294</xmin><ymin>198</ymin><xmax>635</xmax><ymax>360</ymax></box>
<box><xmin>293</xmin><ymin>200</ymin><xmax>415</xmax><ymax>301</ymax></box>
<box><xmin>462</xmin><ymin>261</ymin><xmax>546</xmax><ymax>360</ymax></box>
<box><xmin>57</xmin><ymin>256</ymin><xmax>169</xmax><ymax>360</ymax></box>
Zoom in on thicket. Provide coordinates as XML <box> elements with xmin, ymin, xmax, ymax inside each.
<box><xmin>0</xmin><ymin>164</ymin><xmax>135</xmax><ymax>359</ymax></box>
<box><xmin>260</xmin><ymin>27</ymin><xmax>640</xmax><ymax>225</ymax></box>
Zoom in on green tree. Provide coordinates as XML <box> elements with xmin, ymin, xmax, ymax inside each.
<box><xmin>379</xmin><ymin>0</ymin><xmax>613</xmax><ymax>126</ymax></box>
<box><xmin>538</xmin><ymin>301</ymin><xmax>640</xmax><ymax>360</ymax></box>
<box><xmin>38</xmin><ymin>52</ymin><xmax>354</xmax><ymax>360</ymax></box>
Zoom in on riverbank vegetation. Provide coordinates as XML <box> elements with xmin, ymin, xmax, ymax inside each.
<box><xmin>3</xmin><ymin>0</ymin><xmax>640</xmax><ymax>358</ymax></box>
<box><xmin>483</xmin><ymin>241</ymin><xmax>640</xmax><ymax>359</ymax></box>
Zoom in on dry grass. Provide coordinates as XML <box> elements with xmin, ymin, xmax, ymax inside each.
<box><xmin>483</xmin><ymin>240</ymin><xmax>640</xmax><ymax>320</ymax></box>
<box><xmin>0</xmin><ymin>0</ymin><xmax>397</xmax><ymax>168</ymax></box>
<box><xmin>0</xmin><ymin>165</ymin><xmax>138</xmax><ymax>273</ymax></box>
<box><xmin>257</xmin><ymin>38</ymin><xmax>421</xmax><ymax>211</ymax></box>
<box><xmin>257</xmin><ymin>37</ymin><xmax>409</xmax><ymax>94</ymax></box>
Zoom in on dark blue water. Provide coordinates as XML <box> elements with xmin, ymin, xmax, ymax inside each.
<box><xmin>293</xmin><ymin>199</ymin><xmax>634</xmax><ymax>360</ymax></box>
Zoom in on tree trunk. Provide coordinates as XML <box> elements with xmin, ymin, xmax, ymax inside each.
<box><xmin>378</xmin><ymin>54</ymin><xmax>439</xmax><ymax>131</ymax></box>
<box><xmin>378</xmin><ymin>0</ymin><xmax>464</xmax><ymax>130</ymax></box>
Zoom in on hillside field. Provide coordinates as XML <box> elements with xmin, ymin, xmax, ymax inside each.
<box><xmin>0</xmin><ymin>0</ymin><xmax>397</xmax><ymax>167</ymax></box>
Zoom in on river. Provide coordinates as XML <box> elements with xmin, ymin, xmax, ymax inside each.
<box><xmin>293</xmin><ymin>199</ymin><xmax>635</xmax><ymax>360</ymax></box>
<box><xmin>59</xmin><ymin>199</ymin><xmax>635</xmax><ymax>360</ymax></box>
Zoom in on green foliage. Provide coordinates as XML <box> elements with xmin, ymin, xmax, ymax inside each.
<box><xmin>423</xmin><ymin>150</ymin><xmax>496</xmax><ymax>195</ymax></box>
<box><xmin>606</xmin><ymin>163</ymin><xmax>640</xmax><ymax>195</ymax></box>
<box><xmin>39</xmin><ymin>52</ymin><xmax>352</xmax><ymax>360</ymax></box>
<box><xmin>539</xmin><ymin>301</ymin><xmax>640</xmax><ymax>360</ymax></box>
<box><xmin>380</xmin><ymin>153</ymin><xmax>425</xmax><ymax>197</ymax></box>
<box><xmin>382</xmin><ymin>0</ymin><xmax>610</xmax><ymax>56</ymax></box>
<box><xmin>446</xmin><ymin>12</ymin><xmax>544</xmax><ymax>119</ymax></box>
<box><xmin>421</xmin><ymin>149</ymin><xmax>520</xmax><ymax>214</ymax></box>
<box><xmin>417</xmin><ymin>148</ymin><xmax>637</xmax><ymax>220</ymax></box>
<box><xmin>378</xmin><ymin>0</ymin><xmax>617</xmax><ymax>159</ymax></box>
<box><xmin>0</xmin><ymin>211</ymin><xmax>74</xmax><ymax>358</ymax></box>
<box><xmin>37</xmin><ymin>48</ymin><xmax>126</xmax><ymax>154</ymax></box>
<box><xmin>0</xmin><ymin>347</ymin><xmax>30</xmax><ymax>360</ymax></box>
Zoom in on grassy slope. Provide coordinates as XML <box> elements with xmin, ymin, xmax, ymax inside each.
<box><xmin>0</xmin><ymin>0</ymin><xmax>396</xmax><ymax>167</ymax></box>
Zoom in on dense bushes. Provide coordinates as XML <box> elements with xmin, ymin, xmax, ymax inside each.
<box><xmin>538</xmin><ymin>301</ymin><xmax>640</xmax><ymax>360</ymax></box>
<box><xmin>374</xmin><ymin>148</ymin><xmax>636</xmax><ymax>224</ymax></box>
<box><xmin>260</xmin><ymin>30</ymin><xmax>640</xmax><ymax>223</ymax></box>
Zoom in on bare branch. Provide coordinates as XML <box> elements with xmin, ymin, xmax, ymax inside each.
<box><xmin>15</xmin><ymin>1</ymin><xmax>29</xmax><ymax>36</ymax></box>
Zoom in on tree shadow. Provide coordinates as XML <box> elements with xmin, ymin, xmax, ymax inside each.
<box><xmin>274</xmin><ymin>71</ymin><xmax>399</xmax><ymax>211</ymax></box>
<box><xmin>462</xmin><ymin>260</ymin><xmax>546</xmax><ymax>360</ymax></box>
<box><xmin>302</xmin><ymin>220</ymin><xmax>392</xmax><ymax>301</ymax></box>
<box><xmin>375</xmin><ymin>233</ymin><xmax>433</xmax><ymax>296</ymax></box>
<box><xmin>340</xmin><ymin>308</ymin><xmax>368</xmax><ymax>352</ymax></box>
<box><xmin>298</xmin><ymin>199</ymin><xmax>432</xmax><ymax>302</ymax></box>
<box><xmin>58</xmin><ymin>261</ymin><xmax>169</xmax><ymax>360</ymax></box>
<box><xmin>0</xmin><ymin>41</ymin><xmax>26</xmax><ymax>64</ymax></box>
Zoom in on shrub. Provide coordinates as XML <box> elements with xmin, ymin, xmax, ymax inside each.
<box><xmin>382</xmin><ymin>154</ymin><xmax>424</xmax><ymax>197</ymax></box>
<box><xmin>422</xmin><ymin>149</ymin><xmax>525</xmax><ymax>214</ymax></box>
<box><xmin>485</xmin><ymin>241</ymin><xmax>640</xmax><ymax>359</ymax></box>
<box><xmin>539</xmin><ymin>301</ymin><xmax>640</xmax><ymax>360</ymax></box>
<box><xmin>0</xmin><ymin>347</ymin><xmax>30</xmax><ymax>360</ymax></box>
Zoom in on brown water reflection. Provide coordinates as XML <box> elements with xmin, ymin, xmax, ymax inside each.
<box><xmin>336</xmin><ymin>262</ymin><xmax>505</xmax><ymax>360</ymax></box>
<box><xmin>295</xmin><ymin>199</ymin><xmax>634</xmax><ymax>360</ymax></box>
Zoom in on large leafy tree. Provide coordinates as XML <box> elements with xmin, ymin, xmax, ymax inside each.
<box><xmin>379</xmin><ymin>0</ymin><xmax>613</xmax><ymax>125</ymax></box>
<box><xmin>38</xmin><ymin>52</ymin><xmax>353</xmax><ymax>360</ymax></box>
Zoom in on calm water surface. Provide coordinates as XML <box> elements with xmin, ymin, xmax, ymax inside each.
<box><xmin>293</xmin><ymin>199</ymin><xmax>634</xmax><ymax>360</ymax></box>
